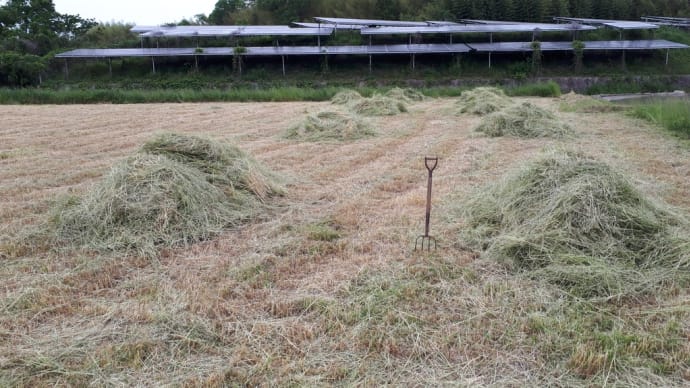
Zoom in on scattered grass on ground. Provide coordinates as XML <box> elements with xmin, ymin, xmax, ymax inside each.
<box><xmin>2</xmin><ymin>97</ymin><xmax>688</xmax><ymax>387</ymax></box>
<box><xmin>286</xmin><ymin>110</ymin><xmax>375</xmax><ymax>141</ymax></box>
<box><xmin>458</xmin><ymin>148</ymin><xmax>690</xmax><ymax>300</ymax></box>
<box><xmin>476</xmin><ymin>102</ymin><xmax>572</xmax><ymax>138</ymax></box>
<box><xmin>456</xmin><ymin>87</ymin><xmax>512</xmax><ymax>115</ymax></box>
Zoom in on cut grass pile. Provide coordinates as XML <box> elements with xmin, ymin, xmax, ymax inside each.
<box><xmin>349</xmin><ymin>94</ymin><xmax>407</xmax><ymax>116</ymax></box>
<box><xmin>459</xmin><ymin>149</ymin><xmax>690</xmax><ymax>299</ymax></box>
<box><xmin>330</xmin><ymin>89</ymin><xmax>410</xmax><ymax>117</ymax></box>
<box><xmin>384</xmin><ymin>87</ymin><xmax>425</xmax><ymax>102</ymax></box>
<box><xmin>456</xmin><ymin>86</ymin><xmax>512</xmax><ymax>115</ymax></box>
<box><xmin>475</xmin><ymin>102</ymin><xmax>572</xmax><ymax>138</ymax></box>
<box><xmin>331</xmin><ymin>89</ymin><xmax>364</xmax><ymax>105</ymax></box>
<box><xmin>141</xmin><ymin>133</ymin><xmax>283</xmax><ymax>201</ymax></box>
<box><xmin>51</xmin><ymin>133</ymin><xmax>283</xmax><ymax>256</ymax></box>
<box><xmin>559</xmin><ymin>91</ymin><xmax>626</xmax><ymax>113</ymax></box>
<box><xmin>286</xmin><ymin>110</ymin><xmax>375</xmax><ymax>141</ymax></box>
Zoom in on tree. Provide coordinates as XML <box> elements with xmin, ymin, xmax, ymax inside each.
<box><xmin>545</xmin><ymin>0</ymin><xmax>568</xmax><ymax>19</ymax></box>
<box><xmin>209</xmin><ymin>0</ymin><xmax>246</xmax><ymax>25</ymax></box>
<box><xmin>572</xmin><ymin>40</ymin><xmax>584</xmax><ymax>73</ymax></box>
<box><xmin>531</xmin><ymin>40</ymin><xmax>542</xmax><ymax>75</ymax></box>
<box><xmin>569</xmin><ymin>0</ymin><xmax>593</xmax><ymax>17</ymax></box>
<box><xmin>0</xmin><ymin>0</ymin><xmax>94</xmax><ymax>85</ymax></box>
<box><xmin>79</xmin><ymin>23</ymin><xmax>138</xmax><ymax>49</ymax></box>
<box><xmin>376</xmin><ymin>0</ymin><xmax>400</xmax><ymax>20</ymax></box>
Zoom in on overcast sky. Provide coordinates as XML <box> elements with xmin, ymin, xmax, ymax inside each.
<box><xmin>53</xmin><ymin>0</ymin><xmax>218</xmax><ymax>25</ymax></box>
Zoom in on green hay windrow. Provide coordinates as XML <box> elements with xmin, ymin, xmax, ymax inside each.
<box><xmin>349</xmin><ymin>94</ymin><xmax>407</xmax><ymax>116</ymax></box>
<box><xmin>384</xmin><ymin>87</ymin><xmax>425</xmax><ymax>102</ymax></box>
<box><xmin>459</xmin><ymin>149</ymin><xmax>690</xmax><ymax>299</ymax></box>
<box><xmin>456</xmin><ymin>87</ymin><xmax>511</xmax><ymax>115</ymax></box>
<box><xmin>286</xmin><ymin>110</ymin><xmax>375</xmax><ymax>141</ymax></box>
<box><xmin>331</xmin><ymin>89</ymin><xmax>363</xmax><ymax>105</ymax></box>
<box><xmin>52</xmin><ymin>133</ymin><xmax>283</xmax><ymax>256</ymax></box>
<box><xmin>475</xmin><ymin>102</ymin><xmax>573</xmax><ymax>138</ymax></box>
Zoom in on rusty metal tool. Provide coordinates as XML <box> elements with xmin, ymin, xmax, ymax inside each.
<box><xmin>415</xmin><ymin>156</ymin><xmax>438</xmax><ymax>251</ymax></box>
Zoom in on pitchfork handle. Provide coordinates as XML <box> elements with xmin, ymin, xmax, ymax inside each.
<box><xmin>425</xmin><ymin>157</ymin><xmax>438</xmax><ymax>172</ymax></box>
<box><xmin>423</xmin><ymin>156</ymin><xmax>437</xmax><ymax>237</ymax></box>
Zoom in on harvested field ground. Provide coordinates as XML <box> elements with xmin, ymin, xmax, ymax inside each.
<box><xmin>1</xmin><ymin>97</ymin><xmax>689</xmax><ymax>386</ymax></box>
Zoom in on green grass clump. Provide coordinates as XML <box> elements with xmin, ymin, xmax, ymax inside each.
<box><xmin>456</xmin><ymin>87</ymin><xmax>512</xmax><ymax>115</ymax></box>
<box><xmin>384</xmin><ymin>87</ymin><xmax>425</xmax><ymax>102</ymax></box>
<box><xmin>505</xmin><ymin>81</ymin><xmax>562</xmax><ymax>97</ymax></box>
<box><xmin>349</xmin><ymin>94</ymin><xmax>407</xmax><ymax>116</ymax></box>
<box><xmin>331</xmin><ymin>89</ymin><xmax>364</xmax><ymax>105</ymax></box>
<box><xmin>286</xmin><ymin>110</ymin><xmax>375</xmax><ymax>141</ymax></box>
<box><xmin>459</xmin><ymin>149</ymin><xmax>690</xmax><ymax>299</ymax></box>
<box><xmin>52</xmin><ymin>133</ymin><xmax>283</xmax><ymax>256</ymax></box>
<box><xmin>559</xmin><ymin>91</ymin><xmax>627</xmax><ymax>113</ymax></box>
<box><xmin>475</xmin><ymin>102</ymin><xmax>572</xmax><ymax>138</ymax></box>
<box><xmin>630</xmin><ymin>99</ymin><xmax>690</xmax><ymax>138</ymax></box>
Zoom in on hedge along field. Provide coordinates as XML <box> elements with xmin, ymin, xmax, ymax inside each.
<box><xmin>0</xmin><ymin>93</ymin><xmax>689</xmax><ymax>386</ymax></box>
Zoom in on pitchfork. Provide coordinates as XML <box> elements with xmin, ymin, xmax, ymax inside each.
<box><xmin>415</xmin><ymin>156</ymin><xmax>438</xmax><ymax>251</ymax></box>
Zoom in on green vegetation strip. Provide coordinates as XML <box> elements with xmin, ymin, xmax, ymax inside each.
<box><xmin>630</xmin><ymin>99</ymin><xmax>690</xmax><ymax>138</ymax></box>
<box><xmin>505</xmin><ymin>80</ymin><xmax>561</xmax><ymax>97</ymax></box>
<box><xmin>0</xmin><ymin>82</ymin><xmax>563</xmax><ymax>104</ymax></box>
<box><xmin>0</xmin><ymin>87</ymin><xmax>342</xmax><ymax>104</ymax></box>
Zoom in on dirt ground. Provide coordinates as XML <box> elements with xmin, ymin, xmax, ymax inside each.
<box><xmin>1</xmin><ymin>97</ymin><xmax>688</xmax><ymax>385</ymax></box>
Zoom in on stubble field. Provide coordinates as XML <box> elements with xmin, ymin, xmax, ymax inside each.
<box><xmin>1</xmin><ymin>96</ymin><xmax>688</xmax><ymax>386</ymax></box>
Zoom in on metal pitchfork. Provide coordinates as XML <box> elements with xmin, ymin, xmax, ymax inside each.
<box><xmin>415</xmin><ymin>156</ymin><xmax>438</xmax><ymax>251</ymax></box>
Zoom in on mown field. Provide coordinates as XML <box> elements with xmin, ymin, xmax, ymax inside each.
<box><xmin>1</xmin><ymin>94</ymin><xmax>688</xmax><ymax>386</ymax></box>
